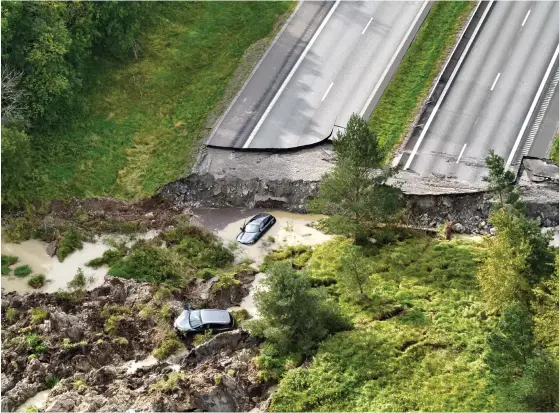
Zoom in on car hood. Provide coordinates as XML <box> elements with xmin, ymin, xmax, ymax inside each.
<box><xmin>174</xmin><ymin>310</ymin><xmax>193</xmax><ymax>331</ymax></box>
<box><xmin>237</xmin><ymin>231</ymin><xmax>257</xmax><ymax>244</ymax></box>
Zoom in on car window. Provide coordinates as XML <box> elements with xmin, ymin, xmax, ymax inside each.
<box><xmin>246</xmin><ymin>223</ymin><xmax>260</xmax><ymax>233</ymax></box>
<box><xmin>189</xmin><ymin>310</ymin><xmax>202</xmax><ymax>329</ymax></box>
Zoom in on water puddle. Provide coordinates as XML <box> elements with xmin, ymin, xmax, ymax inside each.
<box><xmin>193</xmin><ymin>208</ymin><xmax>331</xmax><ymax>267</ymax></box>
<box><xmin>1</xmin><ymin>231</ymin><xmax>160</xmax><ymax>295</ymax></box>
<box><xmin>16</xmin><ymin>389</ymin><xmax>50</xmax><ymax>412</ymax></box>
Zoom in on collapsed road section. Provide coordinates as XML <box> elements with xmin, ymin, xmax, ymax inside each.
<box><xmin>207</xmin><ymin>0</ymin><xmax>431</xmax><ymax>150</ymax></box>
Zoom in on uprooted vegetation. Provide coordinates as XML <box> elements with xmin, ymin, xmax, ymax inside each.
<box><xmin>85</xmin><ymin>219</ymin><xmax>235</xmax><ymax>286</ymax></box>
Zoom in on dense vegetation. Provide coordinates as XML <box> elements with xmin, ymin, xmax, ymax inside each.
<box><xmin>369</xmin><ymin>1</ymin><xmax>474</xmax><ymax>156</ymax></box>
<box><xmin>1</xmin><ymin>1</ymin><xmax>291</xmax><ymax>207</ymax></box>
<box><xmin>551</xmin><ymin>132</ymin><xmax>559</xmax><ymax>164</ymax></box>
<box><xmin>253</xmin><ymin>120</ymin><xmax>559</xmax><ymax>411</ymax></box>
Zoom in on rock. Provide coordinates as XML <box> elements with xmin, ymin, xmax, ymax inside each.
<box><xmin>90</xmin><ymin>366</ymin><xmax>118</xmax><ymax>387</ymax></box>
<box><xmin>190</xmin><ymin>330</ymin><xmax>243</xmax><ymax>363</ymax></box>
<box><xmin>490</xmin><ymin>227</ymin><xmax>497</xmax><ymax>236</ymax></box>
<box><xmin>145</xmin><ymin>212</ymin><xmax>155</xmax><ymax>219</ymax></box>
<box><xmin>442</xmin><ymin>198</ymin><xmax>452</xmax><ymax>208</ymax></box>
<box><xmin>451</xmin><ymin>223</ymin><xmax>465</xmax><ymax>233</ymax></box>
<box><xmin>50</xmin><ymin>311</ymin><xmax>84</xmax><ymax>342</ymax></box>
<box><xmin>46</xmin><ymin>240</ymin><xmax>59</xmax><ymax>257</ymax></box>
<box><xmin>45</xmin><ymin>393</ymin><xmax>80</xmax><ymax>412</ymax></box>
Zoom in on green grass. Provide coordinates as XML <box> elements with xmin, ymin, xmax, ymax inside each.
<box><xmin>28</xmin><ymin>274</ymin><xmax>46</xmax><ymax>289</ymax></box>
<box><xmin>2</xmin><ymin>255</ymin><xmax>19</xmax><ymax>276</ymax></box>
<box><xmin>27</xmin><ymin>2</ymin><xmax>291</xmax><ymax>202</ymax></box>
<box><xmin>14</xmin><ymin>265</ymin><xmax>32</xmax><ymax>278</ymax></box>
<box><xmin>369</xmin><ymin>1</ymin><xmax>475</xmax><ymax>156</ymax></box>
<box><xmin>550</xmin><ymin>132</ymin><xmax>559</xmax><ymax>164</ymax></box>
<box><xmin>269</xmin><ymin>237</ymin><xmax>496</xmax><ymax>411</ymax></box>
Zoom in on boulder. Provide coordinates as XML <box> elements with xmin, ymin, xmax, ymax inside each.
<box><xmin>45</xmin><ymin>392</ymin><xmax>80</xmax><ymax>412</ymax></box>
<box><xmin>50</xmin><ymin>311</ymin><xmax>84</xmax><ymax>342</ymax></box>
<box><xmin>46</xmin><ymin>240</ymin><xmax>58</xmax><ymax>258</ymax></box>
<box><xmin>451</xmin><ymin>222</ymin><xmax>465</xmax><ymax>233</ymax></box>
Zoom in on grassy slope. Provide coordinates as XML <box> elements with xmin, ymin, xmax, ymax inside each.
<box><xmin>550</xmin><ymin>132</ymin><xmax>559</xmax><ymax>164</ymax></box>
<box><xmin>31</xmin><ymin>2</ymin><xmax>291</xmax><ymax>201</ymax></box>
<box><xmin>369</xmin><ymin>1</ymin><xmax>475</xmax><ymax>156</ymax></box>
<box><xmin>270</xmin><ymin>237</ymin><xmax>495</xmax><ymax>411</ymax></box>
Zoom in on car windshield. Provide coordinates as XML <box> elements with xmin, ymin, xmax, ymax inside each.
<box><xmin>245</xmin><ymin>223</ymin><xmax>260</xmax><ymax>233</ymax></box>
<box><xmin>189</xmin><ymin>310</ymin><xmax>202</xmax><ymax>329</ymax></box>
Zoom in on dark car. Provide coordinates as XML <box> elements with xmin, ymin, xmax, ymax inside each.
<box><xmin>174</xmin><ymin>306</ymin><xmax>235</xmax><ymax>338</ymax></box>
<box><xmin>236</xmin><ymin>213</ymin><xmax>276</xmax><ymax>244</ymax></box>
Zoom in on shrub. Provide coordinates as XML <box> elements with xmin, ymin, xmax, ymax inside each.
<box><xmin>261</xmin><ymin>245</ymin><xmax>313</xmax><ymax>271</ymax></box>
<box><xmin>108</xmin><ymin>243</ymin><xmax>182</xmax><ymax>285</ymax></box>
<box><xmin>5</xmin><ymin>308</ymin><xmax>18</xmax><ymax>322</ymax></box>
<box><xmin>113</xmin><ymin>336</ymin><xmax>129</xmax><ymax>346</ymax></box>
<box><xmin>152</xmin><ymin>334</ymin><xmax>184</xmax><ymax>360</ymax></box>
<box><xmin>28</xmin><ymin>274</ymin><xmax>46</xmax><ymax>289</ymax></box>
<box><xmin>215</xmin><ymin>272</ymin><xmax>240</xmax><ymax>290</ymax></box>
<box><xmin>86</xmin><ymin>246</ymin><xmax>126</xmax><ymax>268</ymax></box>
<box><xmin>198</xmin><ymin>268</ymin><xmax>216</xmax><ymax>280</ymax></box>
<box><xmin>45</xmin><ymin>374</ymin><xmax>60</xmax><ymax>389</ymax></box>
<box><xmin>26</xmin><ymin>333</ymin><xmax>46</xmax><ymax>355</ymax></box>
<box><xmin>193</xmin><ymin>329</ymin><xmax>213</xmax><ymax>347</ymax></box>
<box><xmin>28</xmin><ymin>308</ymin><xmax>49</xmax><ymax>325</ymax></box>
<box><xmin>55</xmin><ymin>288</ymin><xmax>84</xmax><ymax>301</ymax></box>
<box><xmin>57</xmin><ymin>229</ymin><xmax>84</xmax><ymax>262</ymax></box>
<box><xmin>159</xmin><ymin>305</ymin><xmax>173</xmax><ymax>322</ymax></box>
<box><xmin>231</xmin><ymin>308</ymin><xmax>250</xmax><ymax>323</ymax></box>
<box><xmin>1</xmin><ymin>255</ymin><xmax>18</xmax><ymax>276</ymax></box>
<box><xmin>24</xmin><ymin>405</ymin><xmax>38</xmax><ymax>413</ymax></box>
<box><xmin>149</xmin><ymin>371</ymin><xmax>186</xmax><ymax>393</ymax></box>
<box><xmin>14</xmin><ymin>265</ymin><xmax>32</xmax><ymax>277</ymax></box>
<box><xmin>267</xmin><ymin>236</ymin><xmax>275</xmax><ymax>243</ymax></box>
<box><xmin>68</xmin><ymin>268</ymin><xmax>86</xmax><ymax>289</ymax></box>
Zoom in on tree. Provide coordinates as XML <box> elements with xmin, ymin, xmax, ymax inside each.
<box><xmin>1</xmin><ymin>127</ymin><xmax>35</xmax><ymax>207</ymax></box>
<box><xmin>309</xmin><ymin>114</ymin><xmax>403</xmax><ymax>242</ymax></box>
<box><xmin>533</xmin><ymin>253</ymin><xmax>559</xmax><ymax>358</ymax></box>
<box><xmin>339</xmin><ymin>246</ymin><xmax>370</xmax><ymax>298</ymax></box>
<box><xmin>477</xmin><ymin>207</ymin><xmax>554</xmax><ymax>312</ymax></box>
<box><xmin>483</xmin><ymin>150</ymin><xmax>521</xmax><ymax>208</ymax></box>
<box><xmin>486</xmin><ymin>304</ymin><xmax>559</xmax><ymax>411</ymax></box>
<box><xmin>485</xmin><ymin>303</ymin><xmax>535</xmax><ymax>383</ymax></box>
<box><xmin>248</xmin><ymin>263</ymin><xmax>349</xmax><ymax>356</ymax></box>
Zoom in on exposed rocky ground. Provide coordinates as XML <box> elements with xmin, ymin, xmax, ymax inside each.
<box><xmin>1</xmin><ymin>275</ymin><xmax>263</xmax><ymax>412</ymax></box>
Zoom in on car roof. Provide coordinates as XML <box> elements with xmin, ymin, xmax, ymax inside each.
<box><xmin>200</xmin><ymin>309</ymin><xmax>230</xmax><ymax>325</ymax></box>
<box><xmin>249</xmin><ymin>213</ymin><xmax>272</xmax><ymax>223</ymax></box>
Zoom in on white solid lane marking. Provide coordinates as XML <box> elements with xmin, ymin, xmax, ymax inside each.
<box><xmin>490</xmin><ymin>72</ymin><xmax>501</xmax><ymax>91</ymax></box>
<box><xmin>322</xmin><ymin>82</ymin><xmax>334</xmax><ymax>101</ymax></box>
<box><xmin>404</xmin><ymin>1</ymin><xmax>495</xmax><ymax>170</ymax></box>
<box><xmin>362</xmin><ymin>17</ymin><xmax>373</xmax><ymax>35</ymax></box>
<box><xmin>243</xmin><ymin>0</ymin><xmax>342</xmax><ymax>149</ymax></box>
<box><xmin>456</xmin><ymin>144</ymin><xmax>467</xmax><ymax>163</ymax></box>
<box><xmin>521</xmin><ymin>9</ymin><xmax>531</xmax><ymax>27</ymax></box>
<box><xmin>360</xmin><ymin>0</ymin><xmax>430</xmax><ymax>118</ymax></box>
<box><xmin>506</xmin><ymin>41</ymin><xmax>559</xmax><ymax>168</ymax></box>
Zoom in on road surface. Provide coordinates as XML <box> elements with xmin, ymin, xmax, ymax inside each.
<box><xmin>208</xmin><ymin>0</ymin><xmax>430</xmax><ymax>150</ymax></box>
<box><xmin>402</xmin><ymin>1</ymin><xmax>559</xmax><ymax>183</ymax></box>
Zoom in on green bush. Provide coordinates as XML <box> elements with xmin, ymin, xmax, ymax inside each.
<box><xmin>26</xmin><ymin>333</ymin><xmax>46</xmax><ymax>355</ymax></box>
<box><xmin>149</xmin><ymin>371</ymin><xmax>186</xmax><ymax>393</ymax></box>
<box><xmin>68</xmin><ymin>268</ymin><xmax>86</xmax><ymax>290</ymax></box>
<box><xmin>5</xmin><ymin>308</ymin><xmax>18</xmax><ymax>322</ymax></box>
<box><xmin>14</xmin><ymin>265</ymin><xmax>32</xmax><ymax>277</ymax></box>
<box><xmin>1</xmin><ymin>255</ymin><xmax>19</xmax><ymax>266</ymax></box>
<box><xmin>45</xmin><ymin>375</ymin><xmax>60</xmax><ymax>389</ymax></box>
<box><xmin>28</xmin><ymin>308</ymin><xmax>49</xmax><ymax>325</ymax></box>
<box><xmin>193</xmin><ymin>329</ymin><xmax>213</xmax><ymax>347</ymax></box>
<box><xmin>108</xmin><ymin>243</ymin><xmax>182</xmax><ymax>285</ymax></box>
<box><xmin>152</xmin><ymin>334</ymin><xmax>184</xmax><ymax>360</ymax></box>
<box><xmin>28</xmin><ymin>274</ymin><xmax>46</xmax><ymax>289</ymax></box>
<box><xmin>86</xmin><ymin>248</ymin><xmax>126</xmax><ymax>268</ymax></box>
<box><xmin>231</xmin><ymin>308</ymin><xmax>250</xmax><ymax>323</ymax></box>
<box><xmin>57</xmin><ymin>229</ymin><xmax>84</xmax><ymax>262</ymax></box>
<box><xmin>1</xmin><ymin>264</ymin><xmax>11</xmax><ymax>276</ymax></box>
<box><xmin>260</xmin><ymin>245</ymin><xmax>313</xmax><ymax>271</ymax></box>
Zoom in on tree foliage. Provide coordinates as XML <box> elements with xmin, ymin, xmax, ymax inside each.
<box><xmin>1</xmin><ymin>127</ymin><xmax>35</xmax><ymax>207</ymax></box>
<box><xmin>477</xmin><ymin>207</ymin><xmax>554</xmax><ymax>312</ymax></box>
<box><xmin>249</xmin><ymin>263</ymin><xmax>349</xmax><ymax>356</ymax></box>
<box><xmin>483</xmin><ymin>149</ymin><xmax>521</xmax><ymax>208</ymax></box>
<box><xmin>1</xmin><ymin>1</ymin><xmax>153</xmax><ymax>129</ymax></box>
<box><xmin>309</xmin><ymin>114</ymin><xmax>403</xmax><ymax>242</ymax></box>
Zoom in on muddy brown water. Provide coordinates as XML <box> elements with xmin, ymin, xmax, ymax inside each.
<box><xmin>192</xmin><ymin>208</ymin><xmax>332</xmax><ymax>318</ymax></box>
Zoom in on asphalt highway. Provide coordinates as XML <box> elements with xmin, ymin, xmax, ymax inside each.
<box><xmin>208</xmin><ymin>0</ymin><xmax>430</xmax><ymax>150</ymax></box>
<box><xmin>403</xmin><ymin>1</ymin><xmax>559</xmax><ymax>183</ymax></box>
